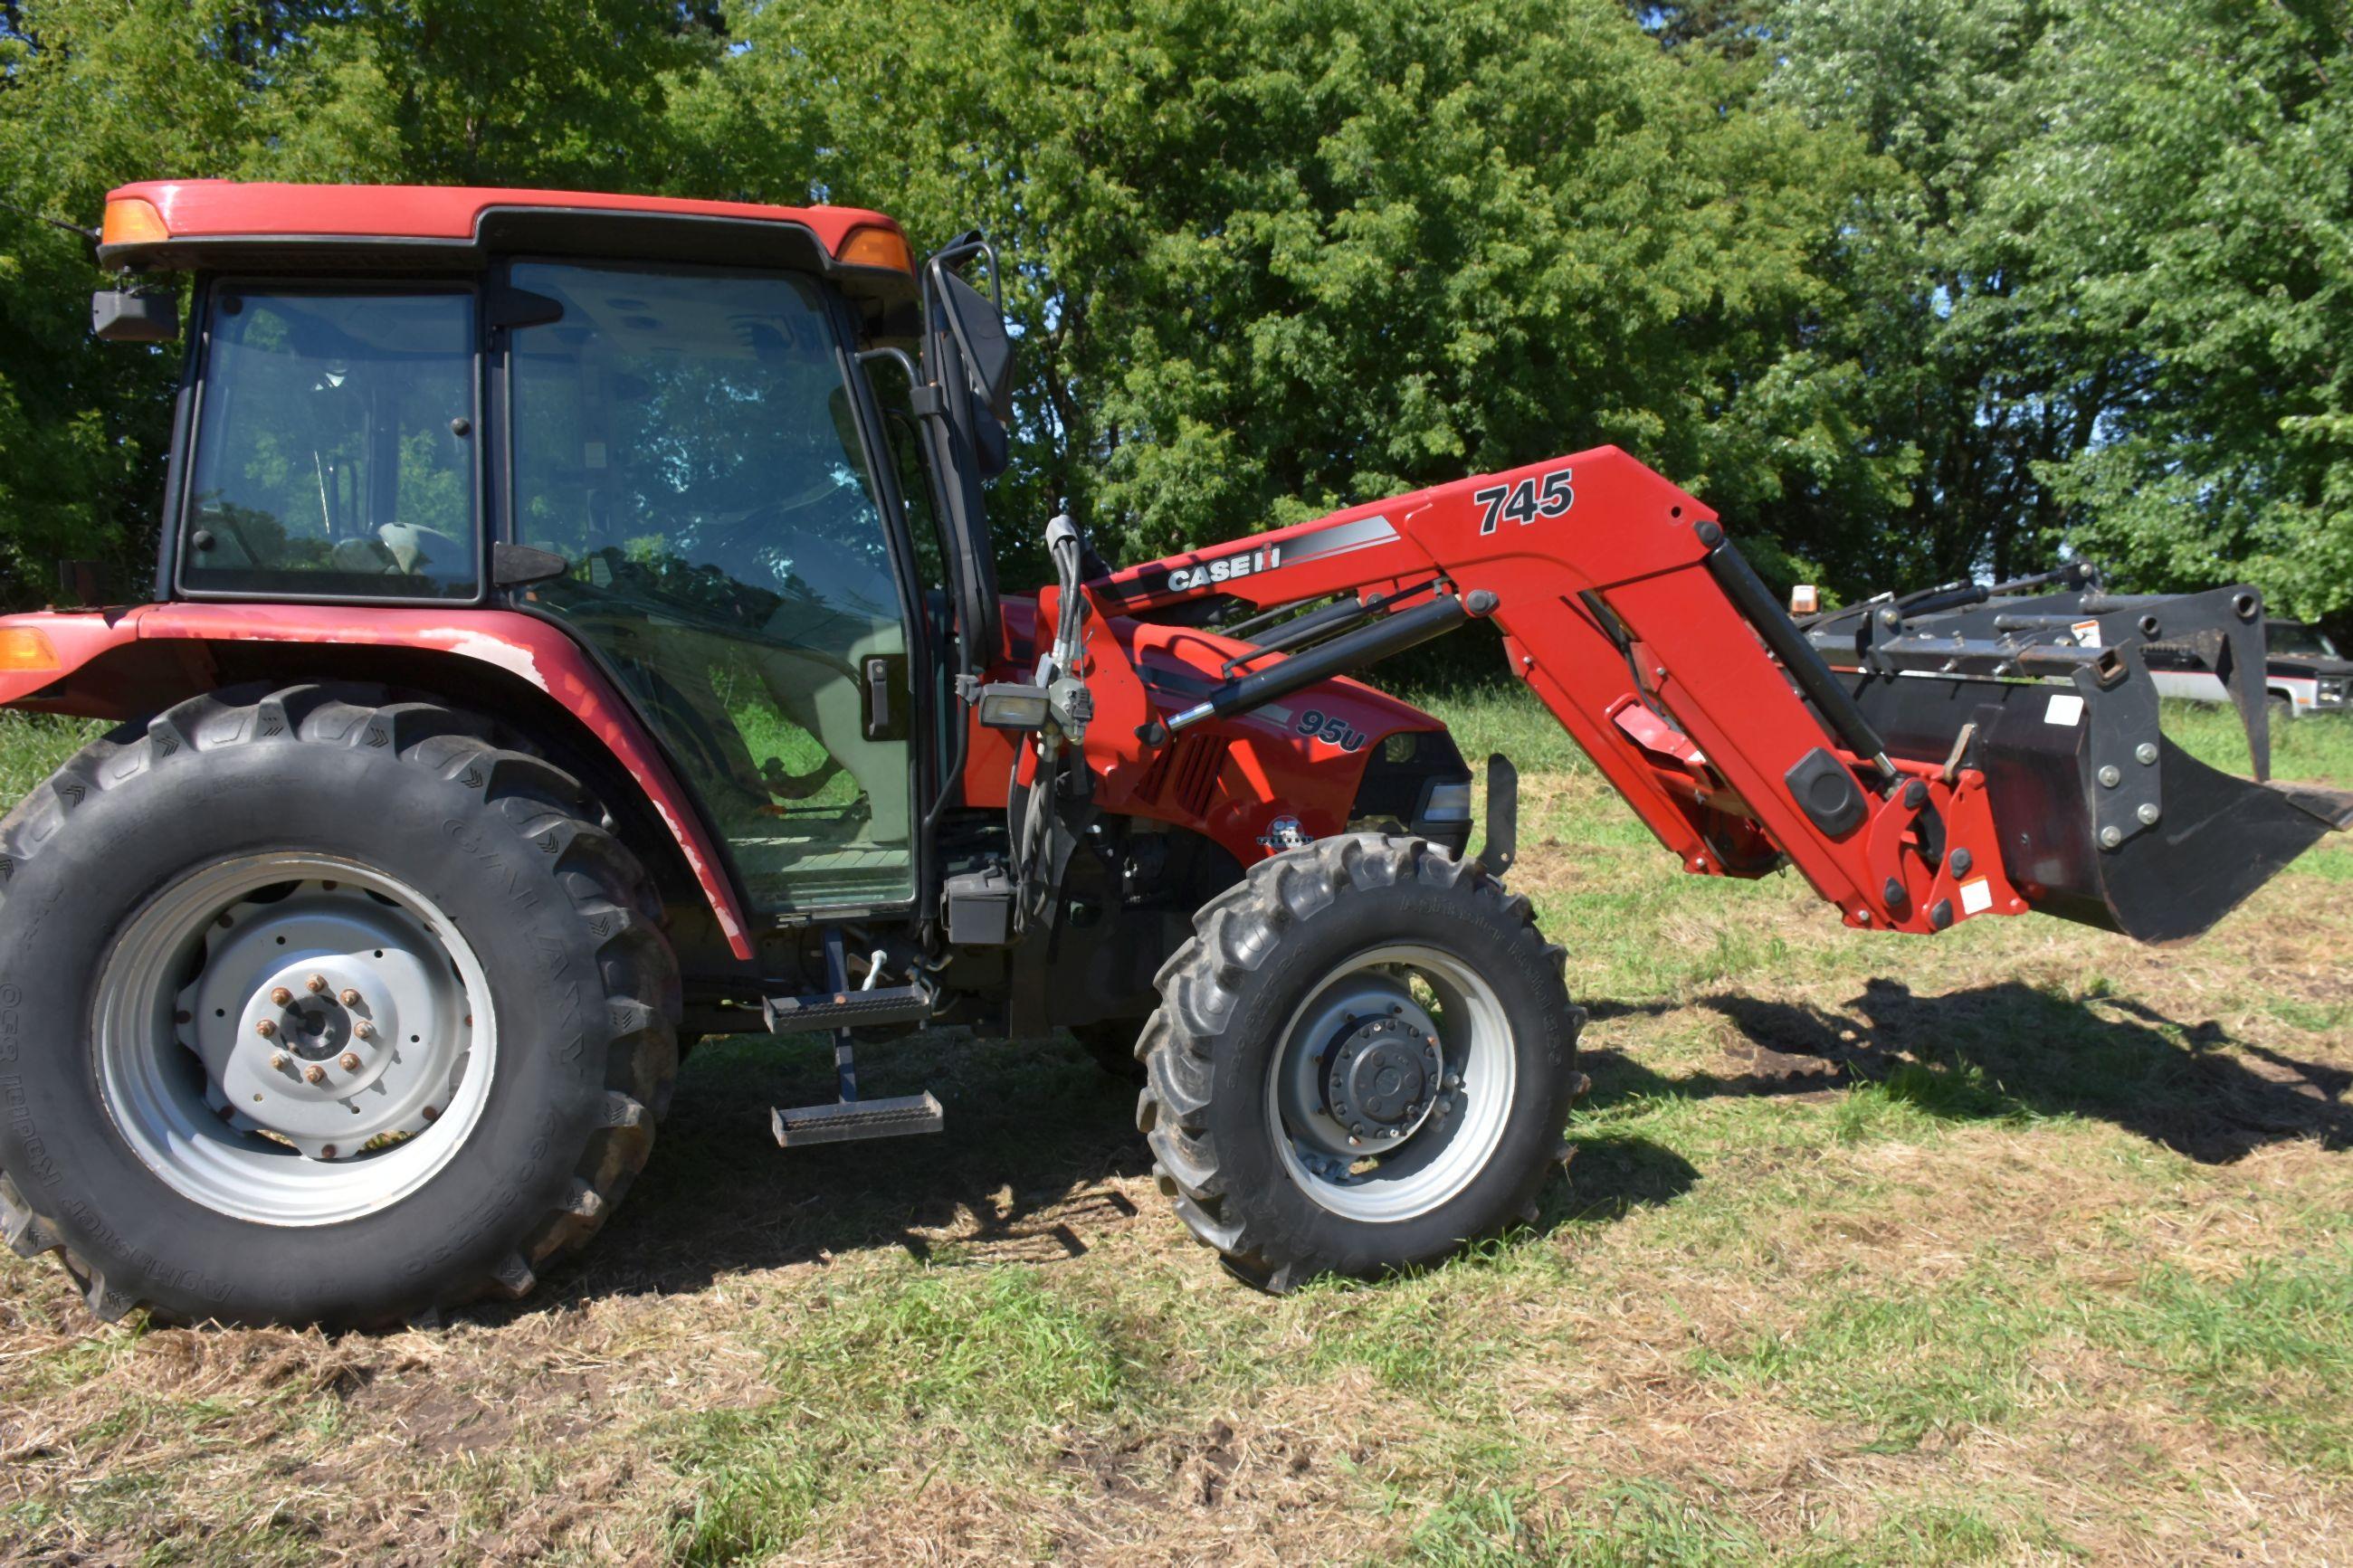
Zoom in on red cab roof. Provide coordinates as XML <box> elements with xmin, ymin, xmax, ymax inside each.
<box><xmin>101</xmin><ymin>179</ymin><xmax>903</xmax><ymax>263</ymax></box>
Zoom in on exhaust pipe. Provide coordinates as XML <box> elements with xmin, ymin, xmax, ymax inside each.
<box><xmin>1804</xmin><ymin>580</ymin><xmax>2351</xmax><ymax>943</ymax></box>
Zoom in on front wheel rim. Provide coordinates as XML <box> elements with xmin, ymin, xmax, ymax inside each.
<box><xmin>93</xmin><ymin>853</ymin><xmax>497</xmax><ymax>1227</ymax></box>
<box><xmin>1266</xmin><ymin>942</ymin><xmax>1518</xmax><ymax>1223</ymax></box>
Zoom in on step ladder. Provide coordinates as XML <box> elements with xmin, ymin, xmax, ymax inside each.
<box><xmin>767</xmin><ymin>927</ymin><xmax>944</xmax><ymax>1148</ymax></box>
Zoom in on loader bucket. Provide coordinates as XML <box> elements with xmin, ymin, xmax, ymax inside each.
<box><xmin>1807</xmin><ymin>581</ymin><xmax>2353</xmax><ymax>944</ymax></box>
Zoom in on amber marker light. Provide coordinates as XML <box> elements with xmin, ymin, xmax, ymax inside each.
<box><xmin>0</xmin><ymin>627</ymin><xmax>61</xmax><ymax>673</ymax></box>
<box><xmin>837</xmin><ymin>224</ymin><xmax>913</xmax><ymax>273</ymax></box>
<box><xmin>100</xmin><ymin>197</ymin><xmax>169</xmax><ymax>246</ymax></box>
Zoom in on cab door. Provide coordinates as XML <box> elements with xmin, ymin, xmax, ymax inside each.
<box><xmin>499</xmin><ymin>259</ymin><xmax>920</xmax><ymax>915</ymax></box>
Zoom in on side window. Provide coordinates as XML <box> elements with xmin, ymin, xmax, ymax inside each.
<box><xmin>506</xmin><ymin>261</ymin><xmax>918</xmax><ymax>911</ymax></box>
<box><xmin>862</xmin><ymin>356</ymin><xmax>950</xmax><ymax>592</ymax></box>
<box><xmin>182</xmin><ymin>291</ymin><xmax>477</xmax><ymax>598</ymax></box>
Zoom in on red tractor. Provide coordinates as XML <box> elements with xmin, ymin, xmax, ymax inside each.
<box><xmin>1</xmin><ymin>182</ymin><xmax>2342</xmax><ymax>1327</ymax></box>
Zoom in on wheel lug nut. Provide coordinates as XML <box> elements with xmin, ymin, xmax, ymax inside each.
<box><xmin>270</xmin><ymin>1051</ymin><xmax>290</xmax><ymax>1070</ymax></box>
<box><xmin>338</xmin><ymin>1051</ymin><xmax>361</xmax><ymax>1072</ymax></box>
<box><xmin>305</xmin><ymin>974</ymin><xmax>329</xmax><ymax>994</ymax></box>
<box><xmin>339</xmin><ymin>988</ymin><xmax>363</xmax><ymax>1008</ymax></box>
<box><xmin>271</xmin><ymin>986</ymin><xmax>293</xmax><ymax>1006</ymax></box>
<box><xmin>320</xmin><ymin>1145</ymin><xmax>338</xmax><ymax>1159</ymax></box>
<box><xmin>354</xmin><ymin>1020</ymin><xmax>376</xmax><ymax>1041</ymax></box>
<box><xmin>254</xmin><ymin>1019</ymin><xmax>278</xmax><ymax>1040</ymax></box>
<box><xmin>303</xmin><ymin>1064</ymin><xmax>327</xmax><ymax>1085</ymax></box>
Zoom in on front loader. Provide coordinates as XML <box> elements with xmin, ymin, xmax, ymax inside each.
<box><xmin>0</xmin><ymin>180</ymin><xmax>2343</xmax><ymax>1327</ymax></box>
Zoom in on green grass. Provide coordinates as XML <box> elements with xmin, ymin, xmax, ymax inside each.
<box><xmin>2161</xmin><ymin>696</ymin><xmax>2353</xmax><ymax>781</ymax></box>
<box><xmin>2</xmin><ymin>688</ymin><xmax>2351</xmax><ymax>1564</ymax></box>
<box><xmin>0</xmin><ymin>708</ymin><xmax>102</xmax><ymax>802</ymax></box>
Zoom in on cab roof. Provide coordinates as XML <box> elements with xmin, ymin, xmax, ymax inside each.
<box><xmin>98</xmin><ymin>180</ymin><xmax>914</xmax><ymax>290</ymax></box>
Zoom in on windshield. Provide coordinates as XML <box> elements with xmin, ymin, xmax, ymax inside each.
<box><xmin>2270</xmin><ymin>623</ymin><xmax>2339</xmax><ymax>659</ymax></box>
<box><xmin>181</xmin><ymin>290</ymin><xmax>478</xmax><ymax>598</ymax></box>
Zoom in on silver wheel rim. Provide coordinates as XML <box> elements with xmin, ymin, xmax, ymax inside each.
<box><xmin>1266</xmin><ymin>942</ymin><xmax>1517</xmax><ymax>1223</ymax></box>
<box><xmin>94</xmin><ymin>853</ymin><xmax>496</xmax><ymax>1227</ymax></box>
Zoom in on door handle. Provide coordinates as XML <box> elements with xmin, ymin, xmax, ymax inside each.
<box><xmin>863</xmin><ymin>656</ymin><xmax>894</xmax><ymax>740</ymax></box>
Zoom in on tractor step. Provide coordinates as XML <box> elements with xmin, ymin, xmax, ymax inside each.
<box><xmin>771</xmin><ymin>1091</ymin><xmax>945</xmax><ymax>1147</ymax></box>
<box><xmin>762</xmin><ymin>983</ymin><xmax>933</xmax><ymax>1036</ymax></box>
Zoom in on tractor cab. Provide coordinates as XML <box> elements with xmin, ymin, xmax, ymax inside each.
<box><xmin>90</xmin><ymin>182</ymin><xmax>1016</xmax><ymax>924</ymax></box>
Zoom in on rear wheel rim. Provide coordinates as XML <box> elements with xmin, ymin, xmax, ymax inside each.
<box><xmin>93</xmin><ymin>853</ymin><xmax>497</xmax><ymax>1227</ymax></box>
<box><xmin>1266</xmin><ymin>942</ymin><xmax>1517</xmax><ymax>1223</ymax></box>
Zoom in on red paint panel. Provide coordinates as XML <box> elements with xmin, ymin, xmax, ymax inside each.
<box><xmin>107</xmin><ymin>179</ymin><xmax>898</xmax><ymax>261</ymax></box>
<box><xmin>1081</xmin><ymin>446</ymin><xmax>2023</xmax><ymax>936</ymax></box>
<box><xmin>0</xmin><ymin>604</ymin><xmax>755</xmax><ymax>961</ymax></box>
<box><xmin>961</xmin><ymin>590</ymin><xmax>1445</xmax><ymax>869</ymax></box>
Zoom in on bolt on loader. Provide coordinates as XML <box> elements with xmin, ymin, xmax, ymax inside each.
<box><xmin>0</xmin><ymin>182</ymin><xmax>2344</xmax><ymax>1327</ymax></box>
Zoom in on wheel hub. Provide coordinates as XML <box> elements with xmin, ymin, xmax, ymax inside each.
<box><xmin>277</xmin><ymin>995</ymin><xmax>350</xmax><ymax>1060</ymax></box>
<box><xmin>176</xmin><ymin>880</ymin><xmax>474</xmax><ymax>1164</ymax></box>
<box><xmin>1263</xmin><ymin>941</ymin><xmax>1519</xmax><ymax>1224</ymax></box>
<box><xmin>1324</xmin><ymin>1018</ymin><xmax>1442</xmax><ymax>1135</ymax></box>
<box><xmin>96</xmin><ymin>854</ymin><xmax>498</xmax><ymax>1227</ymax></box>
<box><xmin>1273</xmin><ymin>978</ymin><xmax>1445</xmax><ymax>1163</ymax></box>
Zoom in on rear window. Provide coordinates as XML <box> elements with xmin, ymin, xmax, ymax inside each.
<box><xmin>180</xmin><ymin>290</ymin><xmax>479</xmax><ymax>599</ymax></box>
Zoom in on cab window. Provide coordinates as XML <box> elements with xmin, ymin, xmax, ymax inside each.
<box><xmin>505</xmin><ymin>261</ymin><xmax>917</xmax><ymax>911</ymax></box>
<box><xmin>181</xmin><ymin>290</ymin><xmax>478</xmax><ymax>599</ymax></box>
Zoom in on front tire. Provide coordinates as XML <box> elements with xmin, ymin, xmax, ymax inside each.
<box><xmin>0</xmin><ymin>685</ymin><xmax>677</xmax><ymax>1327</ymax></box>
<box><xmin>1138</xmin><ymin>835</ymin><xmax>1583</xmax><ymax>1290</ymax></box>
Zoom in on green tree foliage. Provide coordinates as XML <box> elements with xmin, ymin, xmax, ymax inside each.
<box><xmin>0</xmin><ymin>0</ymin><xmax>2345</xmax><ymax>622</ymax></box>
<box><xmin>1763</xmin><ymin>0</ymin><xmax>2353</xmax><ymax>620</ymax></box>
<box><xmin>704</xmin><ymin>0</ymin><xmax>1889</xmax><ymax>575</ymax></box>
<box><xmin>2012</xmin><ymin>1</ymin><xmax>2353</xmax><ymax>623</ymax></box>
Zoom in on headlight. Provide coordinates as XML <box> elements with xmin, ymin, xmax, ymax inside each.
<box><xmin>1419</xmin><ymin>781</ymin><xmax>1473</xmax><ymax>824</ymax></box>
<box><xmin>1349</xmin><ymin>727</ymin><xmax>1474</xmax><ymax>852</ymax></box>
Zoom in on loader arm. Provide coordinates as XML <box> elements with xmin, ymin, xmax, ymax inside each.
<box><xmin>1058</xmin><ymin>445</ymin><xmax>2348</xmax><ymax>943</ymax></box>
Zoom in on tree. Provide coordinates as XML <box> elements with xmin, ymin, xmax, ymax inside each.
<box><xmin>1761</xmin><ymin>0</ymin><xmax>2353</xmax><ymax>623</ymax></box>
<box><xmin>2007</xmin><ymin>0</ymin><xmax>2353</xmax><ymax>625</ymax></box>
<box><xmin>699</xmin><ymin>0</ymin><xmax>1891</xmax><ymax>578</ymax></box>
<box><xmin>1762</xmin><ymin>0</ymin><xmax>2080</xmax><ymax>590</ymax></box>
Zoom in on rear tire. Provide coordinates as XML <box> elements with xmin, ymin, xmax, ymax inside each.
<box><xmin>0</xmin><ymin>685</ymin><xmax>678</xmax><ymax>1327</ymax></box>
<box><xmin>1138</xmin><ymin>834</ymin><xmax>1583</xmax><ymax>1290</ymax></box>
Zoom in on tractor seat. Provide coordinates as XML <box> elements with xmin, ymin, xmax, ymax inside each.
<box><xmin>328</xmin><ymin>523</ymin><xmax>464</xmax><ymax>577</ymax></box>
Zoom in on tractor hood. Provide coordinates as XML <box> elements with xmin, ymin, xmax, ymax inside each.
<box><xmin>984</xmin><ymin>594</ymin><xmax>1465</xmax><ymax>864</ymax></box>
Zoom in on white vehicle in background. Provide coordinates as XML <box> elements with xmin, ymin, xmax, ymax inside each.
<box><xmin>2147</xmin><ymin>621</ymin><xmax>2350</xmax><ymax>719</ymax></box>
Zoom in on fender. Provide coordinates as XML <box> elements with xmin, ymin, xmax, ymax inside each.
<box><xmin>0</xmin><ymin>603</ymin><xmax>755</xmax><ymax>960</ymax></box>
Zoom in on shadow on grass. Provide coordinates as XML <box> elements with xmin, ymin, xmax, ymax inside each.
<box><xmin>546</xmin><ymin>1024</ymin><xmax>1691</xmax><ymax>1307</ymax></box>
<box><xmin>1584</xmin><ymin>980</ymin><xmax>2352</xmax><ymax>1164</ymax></box>
<box><xmin>554</xmin><ymin>1028</ymin><xmax>1154</xmax><ymax>1302</ymax></box>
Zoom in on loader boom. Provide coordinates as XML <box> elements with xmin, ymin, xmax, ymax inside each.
<box><xmin>1059</xmin><ymin>445</ymin><xmax>2346</xmax><ymax>943</ymax></box>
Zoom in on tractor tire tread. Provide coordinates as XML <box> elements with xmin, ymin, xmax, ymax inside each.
<box><xmin>0</xmin><ymin>683</ymin><xmax>678</xmax><ymax>1327</ymax></box>
<box><xmin>1137</xmin><ymin>832</ymin><xmax>1572</xmax><ymax>1291</ymax></box>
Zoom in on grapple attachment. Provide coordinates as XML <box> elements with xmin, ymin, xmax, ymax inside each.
<box><xmin>1804</xmin><ymin>575</ymin><xmax>2353</xmax><ymax>944</ymax></box>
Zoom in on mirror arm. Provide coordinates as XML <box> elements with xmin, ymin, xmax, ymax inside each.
<box><xmin>854</xmin><ymin>347</ymin><xmax>946</xmax><ymax>420</ymax></box>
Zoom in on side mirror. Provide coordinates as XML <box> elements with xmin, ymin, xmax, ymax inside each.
<box><xmin>938</xmin><ymin>270</ymin><xmax>1014</xmax><ymax>423</ymax></box>
<box><xmin>90</xmin><ymin>289</ymin><xmax>177</xmax><ymax>343</ymax></box>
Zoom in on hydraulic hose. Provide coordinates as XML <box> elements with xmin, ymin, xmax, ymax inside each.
<box><xmin>1694</xmin><ymin>521</ymin><xmax>1900</xmax><ymax>785</ymax></box>
<box><xmin>1148</xmin><ymin>591</ymin><xmax>1483</xmax><ymax>745</ymax></box>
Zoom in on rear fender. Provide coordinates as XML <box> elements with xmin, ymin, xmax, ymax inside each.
<box><xmin>0</xmin><ymin>604</ymin><xmax>754</xmax><ymax>960</ymax></box>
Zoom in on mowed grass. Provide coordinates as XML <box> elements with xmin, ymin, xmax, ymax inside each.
<box><xmin>3</xmin><ymin>693</ymin><xmax>2351</xmax><ymax>1563</ymax></box>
